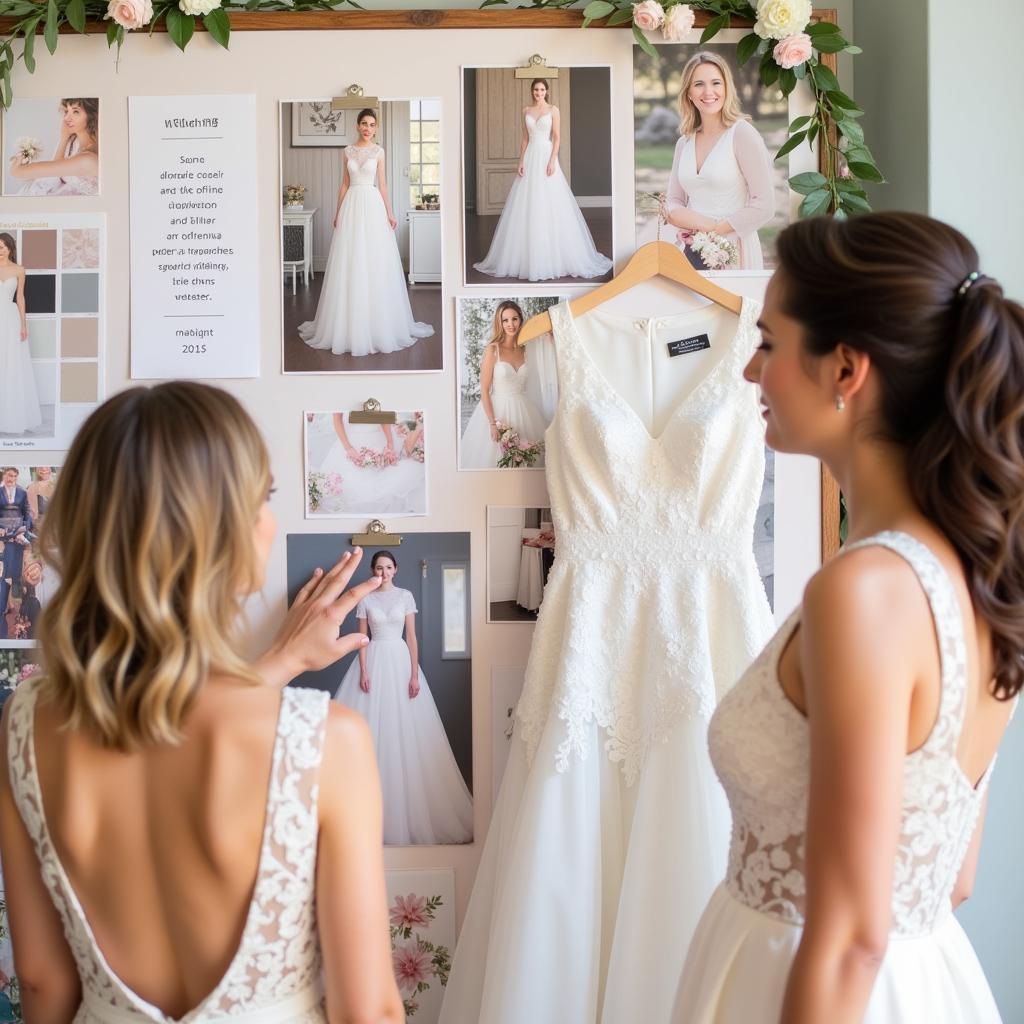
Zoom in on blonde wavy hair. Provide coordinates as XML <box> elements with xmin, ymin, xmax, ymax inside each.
<box><xmin>37</xmin><ymin>382</ymin><xmax>271</xmax><ymax>751</ymax></box>
<box><xmin>677</xmin><ymin>51</ymin><xmax>749</xmax><ymax>137</ymax></box>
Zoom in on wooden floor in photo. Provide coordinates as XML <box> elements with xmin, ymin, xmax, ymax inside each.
<box><xmin>282</xmin><ymin>279</ymin><xmax>443</xmax><ymax>372</ymax></box>
<box><xmin>464</xmin><ymin>207</ymin><xmax>613</xmax><ymax>286</ymax></box>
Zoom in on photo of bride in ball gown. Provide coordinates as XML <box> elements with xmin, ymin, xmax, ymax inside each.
<box><xmin>281</xmin><ymin>99</ymin><xmax>443</xmax><ymax>373</ymax></box>
<box><xmin>3</xmin><ymin>96</ymin><xmax>100</xmax><ymax>197</ymax></box>
<box><xmin>304</xmin><ymin>410</ymin><xmax>426</xmax><ymax>517</ymax></box>
<box><xmin>463</xmin><ymin>67</ymin><xmax>614</xmax><ymax>285</ymax></box>
<box><xmin>457</xmin><ymin>296</ymin><xmax>560</xmax><ymax>471</ymax></box>
<box><xmin>286</xmin><ymin>532</ymin><xmax>474</xmax><ymax>848</ymax></box>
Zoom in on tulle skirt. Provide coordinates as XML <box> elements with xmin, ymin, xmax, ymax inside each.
<box><xmin>334</xmin><ymin>638</ymin><xmax>473</xmax><ymax>845</ymax></box>
<box><xmin>0</xmin><ymin>300</ymin><xmax>41</xmax><ymax>434</ymax></box>
<box><xmin>460</xmin><ymin>392</ymin><xmax>548</xmax><ymax>469</ymax></box>
<box><xmin>473</xmin><ymin>138</ymin><xmax>612</xmax><ymax>282</ymax></box>
<box><xmin>672</xmin><ymin>885</ymin><xmax>1002</xmax><ymax>1023</ymax></box>
<box><xmin>299</xmin><ymin>185</ymin><xmax>434</xmax><ymax>356</ymax></box>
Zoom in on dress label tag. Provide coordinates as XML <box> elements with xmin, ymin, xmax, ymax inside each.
<box><xmin>667</xmin><ymin>334</ymin><xmax>711</xmax><ymax>357</ymax></box>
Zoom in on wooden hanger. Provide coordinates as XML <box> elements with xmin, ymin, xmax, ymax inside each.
<box><xmin>517</xmin><ymin>240</ymin><xmax>744</xmax><ymax>345</ymax></box>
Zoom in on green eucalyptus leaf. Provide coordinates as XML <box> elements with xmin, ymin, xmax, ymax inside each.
<box><xmin>806</xmin><ymin>119</ymin><xmax>819</xmax><ymax>145</ymax></box>
<box><xmin>66</xmin><ymin>0</ymin><xmax>86</xmax><ymax>33</ymax></box>
<box><xmin>845</xmin><ymin>44</ymin><xmax>863</xmax><ymax>54</ymax></box>
<box><xmin>836</xmin><ymin>177</ymin><xmax>867</xmax><ymax>195</ymax></box>
<box><xmin>788</xmin><ymin>114</ymin><xmax>812</xmax><ymax>132</ymax></box>
<box><xmin>761</xmin><ymin>59</ymin><xmax>779</xmax><ymax>87</ymax></box>
<box><xmin>806</xmin><ymin>21</ymin><xmax>840</xmax><ymax>36</ymax></box>
<box><xmin>839</xmin><ymin>190</ymin><xmax>871</xmax><ymax>214</ymax></box>
<box><xmin>812</xmin><ymin>34</ymin><xmax>849</xmax><ymax>53</ymax></box>
<box><xmin>106</xmin><ymin>18</ymin><xmax>119</xmax><ymax>44</ymax></box>
<box><xmin>582</xmin><ymin>0</ymin><xmax>614</xmax><ymax>23</ymax></box>
<box><xmin>736</xmin><ymin>30</ymin><xmax>760</xmax><ymax>65</ymax></box>
<box><xmin>793</xmin><ymin>61</ymin><xmax>807</xmax><ymax>79</ymax></box>
<box><xmin>774</xmin><ymin>129</ymin><xmax>807</xmax><ymax>162</ymax></box>
<box><xmin>607</xmin><ymin>7</ymin><xmax>634</xmax><ymax>25</ymax></box>
<box><xmin>632</xmin><ymin>22</ymin><xmax>658</xmax><ymax>58</ymax></box>
<box><xmin>166</xmin><ymin>7</ymin><xmax>195</xmax><ymax>50</ymax></box>
<box><xmin>778</xmin><ymin>66</ymin><xmax>797</xmax><ymax>96</ymax></box>
<box><xmin>22</xmin><ymin>24</ymin><xmax>35</xmax><ymax>73</ymax></box>
<box><xmin>842</xmin><ymin>143</ymin><xmax>874</xmax><ymax>165</ymax></box>
<box><xmin>700</xmin><ymin>11</ymin><xmax>730</xmax><ymax>44</ymax></box>
<box><xmin>800</xmin><ymin>188</ymin><xmax>832</xmax><ymax>217</ymax></box>
<box><xmin>826</xmin><ymin>89</ymin><xmax>861</xmax><ymax>112</ymax></box>
<box><xmin>838</xmin><ymin>118</ymin><xmax>864</xmax><ymax>145</ymax></box>
<box><xmin>847</xmin><ymin>160</ymin><xmax>885</xmax><ymax>183</ymax></box>
<box><xmin>43</xmin><ymin>0</ymin><xmax>59</xmax><ymax>55</ymax></box>
<box><xmin>788</xmin><ymin>170</ymin><xmax>828</xmax><ymax>194</ymax></box>
<box><xmin>810</xmin><ymin>62</ymin><xmax>839</xmax><ymax>92</ymax></box>
<box><xmin>203</xmin><ymin>6</ymin><xmax>229</xmax><ymax>47</ymax></box>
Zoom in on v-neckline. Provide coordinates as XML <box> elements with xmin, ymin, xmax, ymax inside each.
<box><xmin>24</xmin><ymin>685</ymin><xmax>288</xmax><ymax>1022</ymax></box>
<box><xmin>562</xmin><ymin>296</ymin><xmax>752</xmax><ymax>444</ymax></box>
<box><xmin>693</xmin><ymin>125</ymin><xmax>732</xmax><ymax>175</ymax></box>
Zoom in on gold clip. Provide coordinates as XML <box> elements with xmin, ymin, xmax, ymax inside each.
<box><xmin>331</xmin><ymin>84</ymin><xmax>381</xmax><ymax>111</ymax></box>
<box><xmin>349</xmin><ymin>398</ymin><xmax>397</xmax><ymax>425</ymax></box>
<box><xmin>351</xmin><ymin>519</ymin><xmax>403</xmax><ymax>546</ymax></box>
<box><xmin>514</xmin><ymin>54</ymin><xmax>559</xmax><ymax>79</ymax></box>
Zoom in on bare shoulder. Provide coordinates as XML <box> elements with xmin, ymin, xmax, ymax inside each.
<box><xmin>323</xmin><ymin>702</ymin><xmax>374</xmax><ymax>766</ymax></box>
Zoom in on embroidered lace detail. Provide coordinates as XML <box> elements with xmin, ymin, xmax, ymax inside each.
<box><xmin>514</xmin><ymin>298</ymin><xmax>774</xmax><ymax>784</ymax></box>
<box><xmin>712</xmin><ymin>531</ymin><xmax>994</xmax><ymax>936</ymax></box>
<box><xmin>6</xmin><ymin>680</ymin><xmax>330</xmax><ymax>1021</ymax></box>
<box><xmin>345</xmin><ymin>144</ymin><xmax>383</xmax><ymax>187</ymax></box>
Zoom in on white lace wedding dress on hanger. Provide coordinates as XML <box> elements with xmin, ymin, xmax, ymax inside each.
<box><xmin>5</xmin><ymin>678</ymin><xmax>332</xmax><ymax>1022</ymax></box>
<box><xmin>299</xmin><ymin>143</ymin><xmax>434</xmax><ymax>357</ymax></box>
<box><xmin>672</xmin><ymin>531</ymin><xmax>1004</xmax><ymax>1022</ymax></box>
<box><xmin>473</xmin><ymin>112</ymin><xmax>612</xmax><ymax>282</ymax></box>
<box><xmin>440</xmin><ymin>297</ymin><xmax>775</xmax><ymax>1024</ymax></box>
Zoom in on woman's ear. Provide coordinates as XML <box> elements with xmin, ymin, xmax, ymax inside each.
<box><xmin>833</xmin><ymin>343</ymin><xmax>871</xmax><ymax>401</ymax></box>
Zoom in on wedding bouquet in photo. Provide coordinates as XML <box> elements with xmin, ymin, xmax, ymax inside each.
<box><xmin>13</xmin><ymin>136</ymin><xmax>41</xmax><ymax>164</ymax></box>
<box><xmin>494</xmin><ymin>421</ymin><xmax>544</xmax><ymax>469</ymax></box>
<box><xmin>686</xmin><ymin>230</ymin><xmax>740</xmax><ymax>271</ymax></box>
<box><xmin>307</xmin><ymin>470</ymin><xmax>343</xmax><ymax>512</ymax></box>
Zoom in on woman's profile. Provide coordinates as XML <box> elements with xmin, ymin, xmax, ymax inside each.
<box><xmin>0</xmin><ymin>382</ymin><xmax>404</xmax><ymax>1022</ymax></box>
<box><xmin>660</xmin><ymin>51</ymin><xmax>774</xmax><ymax>270</ymax></box>
<box><xmin>8</xmin><ymin>98</ymin><xmax>99</xmax><ymax>197</ymax></box>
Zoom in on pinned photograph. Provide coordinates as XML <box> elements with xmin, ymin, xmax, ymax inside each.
<box><xmin>305</xmin><ymin>410</ymin><xmax>426</xmax><ymax>518</ymax></box>
<box><xmin>487</xmin><ymin>506</ymin><xmax>554</xmax><ymax>622</ymax></box>
<box><xmin>281</xmin><ymin>98</ymin><xmax>443</xmax><ymax>373</ymax></box>
<box><xmin>456</xmin><ymin>295</ymin><xmax>560</xmax><ymax>471</ymax></box>
<box><xmin>3</xmin><ymin>96</ymin><xmax>99</xmax><ymax>197</ymax></box>
<box><xmin>288</xmin><ymin>533</ymin><xmax>473</xmax><ymax>846</ymax></box>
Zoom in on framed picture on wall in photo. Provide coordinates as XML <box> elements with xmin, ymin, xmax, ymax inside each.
<box><xmin>486</xmin><ymin>505</ymin><xmax>554</xmax><ymax>622</ymax></box>
<box><xmin>280</xmin><ymin>98</ymin><xmax>444</xmax><ymax>374</ymax></box>
<box><xmin>633</xmin><ymin>35</ymin><xmax>817</xmax><ymax>273</ymax></box>
<box><xmin>290</xmin><ymin>102</ymin><xmax>353</xmax><ymax>148</ymax></box>
<box><xmin>461</xmin><ymin>65</ymin><xmax>614</xmax><ymax>287</ymax></box>
<box><xmin>287</xmin><ymin>532</ymin><xmax>473</xmax><ymax>847</ymax></box>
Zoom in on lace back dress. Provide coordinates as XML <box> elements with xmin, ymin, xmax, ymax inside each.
<box><xmin>5</xmin><ymin>678</ymin><xmax>332</xmax><ymax>1023</ymax></box>
<box><xmin>673</xmin><ymin>530</ymin><xmax>1003</xmax><ymax>1022</ymax></box>
<box><xmin>440</xmin><ymin>297</ymin><xmax>775</xmax><ymax>1024</ymax></box>
<box><xmin>299</xmin><ymin>143</ymin><xmax>434</xmax><ymax>357</ymax></box>
<box><xmin>473</xmin><ymin>111</ymin><xmax>612</xmax><ymax>282</ymax></box>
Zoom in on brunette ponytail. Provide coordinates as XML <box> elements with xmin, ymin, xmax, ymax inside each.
<box><xmin>776</xmin><ymin>211</ymin><xmax>1024</xmax><ymax>699</ymax></box>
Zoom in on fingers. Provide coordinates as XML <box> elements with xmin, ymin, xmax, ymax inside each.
<box><xmin>335</xmin><ymin>631</ymin><xmax>370</xmax><ymax>662</ymax></box>
<box><xmin>333</xmin><ymin>573</ymin><xmax>382</xmax><ymax>616</ymax></box>
<box><xmin>312</xmin><ymin>548</ymin><xmax>364</xmax><ymax>603</ymax></box>
<box><xmin>293</xmin><ymin>567</ymin><xmax>324</xmax><ymax>606</ymax></box>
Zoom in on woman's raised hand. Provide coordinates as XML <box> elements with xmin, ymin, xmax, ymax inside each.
<box><xmin>258</xmin><ymin>548</ymin><xmax>382</xmax><ymax>688</ymax></box>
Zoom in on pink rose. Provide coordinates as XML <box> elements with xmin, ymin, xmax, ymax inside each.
<box><xmin>773</xmin><ymin>32</ymin><xmax>812</xmax><ymax>69</ymax></box>
<box><xmin>662</xmin><ymin>3</ymin><xmax>695</xmax><ymax>40</ymax></box>
<box><xmin>632</xmin><ymin>0</ymin><xmax>666</xmax><ymax>32</ymax></box>
<box><xmin>105</xmin><ymin>0</ymin><xmax>152</xmax><ymax>28</ymax></box>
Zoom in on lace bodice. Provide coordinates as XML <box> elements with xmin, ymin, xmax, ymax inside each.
<box><xmin>491</xmin><ymin>353</ymin><xmax>529</xmax><ymax>397</ymax></box>
<box><xmin>515</xmin><ymin>297</ymin><xmax>774</xmax><ymax>783</ymax></box>
<box><xmin>5</xmin><ymin>678</ymin><xmax>331</xmax><ymax>1022</ymax></box>
<box><xmin>345</xmin><ymin>143</ymin><xmax>383</xmax><ymax>187</ymax></box>
<box><xmin>710</xmin><ymin>531</ymin><xmax>995</xmax><ymax>937</ymax></box>
<box><xmin>357</xmin><ymin>586</ymin><xmax>416</xmax><ymax>642</ymax></box>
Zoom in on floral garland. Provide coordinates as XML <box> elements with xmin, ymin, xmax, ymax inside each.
<box><xmin>523</xmin><ymin>0</ymin><xmax>881</xmax><ymax>217</ymax></box>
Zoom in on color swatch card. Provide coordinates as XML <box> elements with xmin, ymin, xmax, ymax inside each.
<box><xmin>0</xmin><ymin>212</ymin><xmax>105</xmax><ymax>450</ymax></box>
<box><xmin>128</xmin><ymin>95</ymin><xmax>259</xmax><ymax>379</ymax></box>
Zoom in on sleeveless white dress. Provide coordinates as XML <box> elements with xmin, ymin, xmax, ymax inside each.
<box><xmin>460</xmin><ymin>348</ymin><xmax>548</xmax><ymax>469</ymax></box>
<box><xmin>440</xmin><ymin>297</ymin><xmax>775</xmax><ymax>1023</ymax></box>
<box><xmin>473</xmin><ymin>112</ymin><xmax>612</xmax><ymax>282</ymax></box>
<box><xmin>0</xmin><ymin>276</ymin><xmax>42</xmax><ymax>435</ymax></box>
<box><xmin>299</xmin><ymin>143</ymin><xmax>434</xmax><ymax>356</ymax></box>
<box><xmin>334</xmin><ymin>587</ymin><xmax>473</xmax><ymax>845</ymax></box>
<box><xmin>5</xmin><ymin>678</ymin><xmax>332</xmax><ymax>1022</ymax></box>
<box><xmin>673</xmin><ymin>531</ymin><xmax>1004</xmax><ymax>1022</ymax></box>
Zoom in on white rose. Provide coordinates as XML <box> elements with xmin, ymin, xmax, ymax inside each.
<box><xmin>178</xmin><ymin>0</ymin><xmax>220</xmax><ymax>15</ymax></box>
<box><xmin>753</xmin><ymin>0</ymin><xmax>812</xmax><ymax>40</ymax></box>
<box><xmin>661</xmin><ymin>3</ymin><xmax>695</xmax><ymax>41</ymax></box>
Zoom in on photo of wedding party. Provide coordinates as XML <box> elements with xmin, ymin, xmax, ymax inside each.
<box><xmin>287</xmin><ymin>532</ymin><xmax>473</xmax><ymax>847</ymax></box>
<box><xmin>304</xmin><ymin>410</ymin><xmax>426</xmax><ymax>518</ymax></box>
<box><xmin>457</xmin><ymin>295</ymin><xmax>560</xmax><ymax>471</ymax></box>
<box><xmin>280</xmin><ymin>99</ymin><xmax>443</xmax><ymax>373</ymax></box>
<box><xmin>633</xmin><ymin>42</ymin><xmax>792</xmax><ymax>270</ymax></box>
<box><xmin>462</xmin><ymin>66</ymin><xmax>614</xmax><ymax>285</ymax></box>
<box><xmin>487</xmin><ymin>506</ymin><xmax>554</xmax><ymax>622</ymax></box>
<box><xmin>2</xmin><ymin>96</ymin><xmax>100</xmax><ymax>197</ymax></box>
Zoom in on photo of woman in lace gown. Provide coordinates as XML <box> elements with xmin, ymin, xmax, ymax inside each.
<box><xmin>298</xmin><ymin>108</ymin><xmax>434</xmax><ymax>362</ymax></box>
<box><xmin>334</xmin><ymin>551</ymin><xmax>474</xmax><ymax>846</ymax></box>
<box><xmin>459</xmin><ymin>301</ymin><xmax>552</xmax><ymax>470</ymax></box>
<box><xmin>672</xmin><ymin>212</ymin><xmax>1023</xmax><ymax>1023</ymax></box>
<box><xmin>463</xmin><ymin>68</ymin><xmax>614</xmax><ymax>285</ymax></box>
<box><xmin>0</xmin><ymin>233</ymin><xmax>42</xmax><ymax>438</ymax></box>
<box><xmin>3</xmin><ymin>97</ymin><xmax>99</xmax><ymax>197</ymax></box>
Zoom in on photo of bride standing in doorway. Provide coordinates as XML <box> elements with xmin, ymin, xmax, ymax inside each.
<box><xmin>281</xmin><ymin>98</ymin><xmax>443</xmax><ymax>373</ymax></box>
